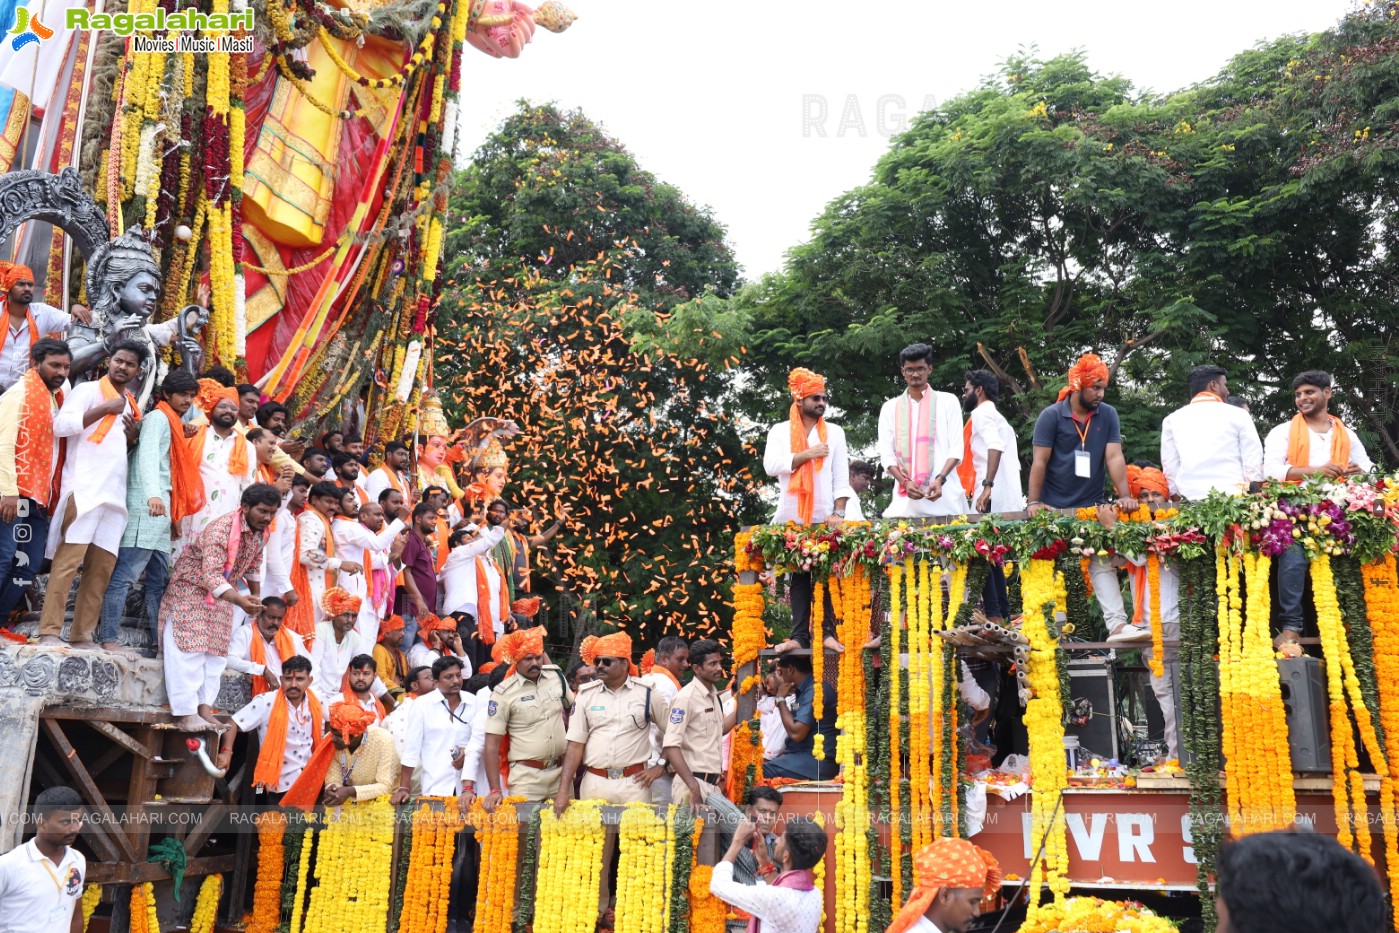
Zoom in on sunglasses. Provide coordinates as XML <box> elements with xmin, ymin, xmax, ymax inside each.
<box><xmin>594</xmin><ymin>657</ymin><xmax>625</xmax><ymax>668</ymax></box>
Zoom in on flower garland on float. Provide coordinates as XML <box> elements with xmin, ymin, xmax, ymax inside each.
<box><xmin>190</xmin><ymin>874</ymin><xmax>222</xmax><ymax>933</ymax></box>
<box><xmin>616</xmin><ymin>803</ymin><xmax>670</xmax><ymax>933</ymax></box>
<box><xmin>245</xmin><ymin>811</ymin><xmax>285</xmax><ymax>933</ymax></box>
<box><xmin>1017</xmin><ymin>896</ymin><xmax>1178</xmax><ymax>933</ymax></box>
<box><xmin>302</xmin><ymin>798</ymin><xmax>397</xmax><ymax>933</ymax></box>
<box><xmin>401</xmin><ymin>797</ymin><xmax>468</xmax><ymax>933</ymax></box>
<box><xmin>128</xmin><ymin>883</ymin><xmax>159</xmax><ymax>933</ymax></box>
<box><xmin>1019</xmin><ymin>557</ymin><xmax>1068</xmax><ymax>916</ymax></box>
<box><xmin>1363</xmin><ymin>554</ymin><xmax>1399</xmax><ymax>922</ymax></box>
<box><xmin>81</xmin><ymin>885</ymin><xmax>101</xmax><ymax>932</ymax></box>
<box><xmin>535</xmin><ymin>801</ymin><xmax>606</xmax><ymax>933</ymax></box>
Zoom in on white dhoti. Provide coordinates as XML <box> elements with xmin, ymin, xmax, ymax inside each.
<box><xmin>162</xmin><ymin>623</ymin><xmax>229</xmax><ymax>716</ymax></box>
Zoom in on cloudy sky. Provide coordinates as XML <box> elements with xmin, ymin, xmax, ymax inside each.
<box><xmin>456</xmin><ymin>0</ymin><xmax>1355</xmax><ymax>281</ymax></box>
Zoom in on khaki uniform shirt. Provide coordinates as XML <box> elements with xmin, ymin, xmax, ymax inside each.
<box><xmin>566</xmin><ymin>676</ymin><xmax>670</xmax><ymax>770</ymax></box>
<box><xmin>484</xmin><ymin>664</ymin><xmax>572</xmax><ymax>763</ymax></box>
<box><xmin>662</xmin><ymin>678</ymin><xmax>727</xmax><ymax>775</ymax></box>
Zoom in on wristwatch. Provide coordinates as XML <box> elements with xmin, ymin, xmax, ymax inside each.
<box><xmin>982</xmin><ymin>480</ymin><xmax>995</xmax><ymax>487</ymax></box>
<box><xmin>832</xmin><ymin>509</ymin><xmax>845</xmax><ymax>517</ymax></box>
<box><xmin>936</xmin><ymin>473</ymin><xmax>949</xmax><ymax>484</ymax></box>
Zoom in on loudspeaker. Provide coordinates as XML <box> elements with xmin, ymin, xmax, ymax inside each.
<box><xmin>1065</xmin><ymin>657</ymin><xmax>1118</xmax><ymax>762</ymax></box>
<box><xmin>1280</xmin><ymin>656</ymin><xmax>1331</xmax><ymax>773</ymax></box>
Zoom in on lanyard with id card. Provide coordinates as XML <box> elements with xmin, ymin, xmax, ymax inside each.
<box><xmin>1072</xmin><ymin>414</ymin><xmax>1094</xmax><ymax>478</ymax></box>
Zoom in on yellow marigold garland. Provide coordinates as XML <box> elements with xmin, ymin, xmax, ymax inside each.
<box><xmin>535</xmin><ymin>801</ymin><xmax>606</xmax><ymax>933</ymax></box>
<box><xmin>303</xmin><ymin>798</ymin><xmax>397</xmax><ymax>933</ymax></box>
<box><xmin>1019</xmin><ymin>896</ymin><xmax>1177</xmax><ymax>933</ymax></box>
<box><xmin>81</xmin><ymin>885</ymin><xmax>101</xmax><ymax>932</ymax></box>
<box><xmin>812</xmin><ymin>810</ymin><xmax>828</xmax><ymax>932</ymax></box>
<box><xmin>245</xmin><ymin>811</ymin><xmax>285</xmax><ymax>933</ymax></box>
<box><xmin>833</xmin><ymin>703</ymin><xmax>871</xmax><ymax>933</ymax></box>
<box><xmin>887</xmin><ymin>561</ymin><xmax>904</xmax><ymax>908</ymax></box>
<box><xmin>907</xmin><ymin>557</ymin><xmax>930</xmax><ymax>854</ymax></box>
<box><xmin>812</xmin><ymin>581</ymin><xmax>826</xmax><ymax>761</ymax></box>
<box><xmin>403</xmin><ymin>797</ymin><xmax>469</xmax><ymax>933</ymax></box>
<box><xmin>1021</xmin><ymin>558</ymin><xmax>1068</xmax><ymax>916</ymax></box>
<box><xmin>467</xmin><ymin>797</ymin><xmax>520</xmax><ymax>933</ymax></box>
<box><xmin>190</xmin><ymin>874</ymin><xmax>222</xmax><ymax>933</ymax></box>
<box><xmin>129</xmin><ymin>882</ymin><xmax>159</xmax><ymax>933</ymax></box>
<box><xmin>616</xmin><ymin>803</ymin><xmax>669</xmax><ymax>933</ymax></box>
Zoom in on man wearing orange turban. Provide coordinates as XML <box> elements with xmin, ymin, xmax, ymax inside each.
<box><xmin>409</xmin><ymin>613</ymin><xmax>472</xmax><ymax>676</ymax></box>
<box><xmin>310</xmin><ymin>587</ymin><xmax>393</xmax><ymax>710</ymax></box>
<box><xmin>887</xmin><ymin>839</ymin><xmax>1001</xmax><ymax>933</ymax></box>
<box><xmin>280</xmin><ymin>700</ymin><xmax>401</xmax><ymax>809</ymax></box>
<box><xmin>1028</xmin><ymin>351</ymin><xmax>1135</xmax><ymax>516</ymax></box>
<box><xmin>765</xmin><ymin>367</ymin><xmax>851</xmax><ymax>656</ymax></box>
<box><xmin>482</xmin><ymin>625</ymin><xmax>571</xmax><ymax>811</ymax></box>
<box><xmin>179</xmin><ymin>380</ymin><xmax>257</xmax><ymax>547</ymax></box>
<box><xmin>0</xmin><ymin>263</ymin><xmax>91</xmax><ymax>392</ymax></box>
<box><xmin>1160</xmin><ymin>364</ymin><xmax>1262</xmax><ymax>501</ymax></box>
<box><xmin>553</xmin><ymin>630</ymin><xmax>668</xmax><ymax>819</ymax></box>
<box><xmin>374</xmin><ymin>614</ymin><xmax>410</xmax><ymax>698</ymax></box>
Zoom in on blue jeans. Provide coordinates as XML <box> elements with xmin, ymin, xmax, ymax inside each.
<box><xmin>98</xmin><ymin>546</ymin><xmax>170</xmax><ymax>644</ymax></box>
<box><xmin>1277</xmin><ymin>543</ymin><xmax>1308</xmax><ymax>633</ymax></box>
<box><xmin>0</xmin><ymin>498</ymin><xmax>48</xmax><ymax>622</ymax></box>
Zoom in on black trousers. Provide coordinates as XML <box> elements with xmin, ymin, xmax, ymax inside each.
<box><xmin>788</xmin><ymin>572</ymin><xmax>837</xmax><ymax>648</ymax></box>
<box><xmin>982</xmin><ymin>564</ymin><xmax>1010</xmax><ymax>619</ymax></box>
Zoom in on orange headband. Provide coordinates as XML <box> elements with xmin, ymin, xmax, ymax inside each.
<box><xmin>580</xmin><ymin>631</ymin><xmax>632</xmax><ymax>667</ymax></box>
<box><xmin>492</xmin><ymin>626</ymin><xmax>546</xmax><ymax>666</ymax></box>
<box><xmin>328</xmin><ymin>701</ymin><xmax>376</xmax><ymax>738</ymax></box>
<box><xmin>1</xmin><ymin>264</ymin><xmax>34</xmax><ymax>292</ymax></box>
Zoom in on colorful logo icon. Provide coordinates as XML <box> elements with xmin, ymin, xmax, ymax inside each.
<box><xmin>8</xmin><ymin>6</ymin><xmax>53</xmax><ymax>51</ymax></box>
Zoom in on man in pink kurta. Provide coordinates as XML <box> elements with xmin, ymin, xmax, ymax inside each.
<box><xmin>159</xmin><ymin>484</ymin><xmax>281</xmax><ymax>732</ymax></box>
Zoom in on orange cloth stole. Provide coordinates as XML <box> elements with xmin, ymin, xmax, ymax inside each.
<box><xmin>473</xmin><ymin>556</ymin><xmax>506</xmax><ymax>645</ymax></box>
<box><xmin>252</xmin><ymin>690</ymin><xmax>324</xmax><ymax>791</ymax></box>
<box><xmin>11</xmin><ymin>369</ymin><xmax>63</xmax><ymax>508</ymax></box>
<box><xmin>156</xmin><ymin>400</ymin><xmax>206</xmax><ymax>527</ymax></box>
<box><xmin>958</xmin><ymin>419</ymin><xmax>977</xmax><ymax>498</ymax></box>
<box><xmin>434</xmin><ymin>517</ymin><xmax>450</xmax><ymax>572</ymax></box>
<box><xmin>787</xmin><ymin>403</ymin><xmax>827</xmax><ymax>525</ymax></box>
<box><xmin>1285</xmin><ymin>413</ymin><xmax>1351</xmax><ymax>482</ymax></box>
<box><xmin>285</xmin><ymin>510</ymin><xmax>336</xmax><ymax>642</ymax></box>
<box><xmin>188</xmin><ymin>423</ymin><xmax>250</xmax><ymax>477</ymax></box>
<box><xmin>87</xmin><ymin>376</ymin><xmax>140</xmax><ymax>444</ymax></box>
<box><xmin>249</xmin><ymin>627</ymin><xmax>298</xmax><ymax>696</ymax></box>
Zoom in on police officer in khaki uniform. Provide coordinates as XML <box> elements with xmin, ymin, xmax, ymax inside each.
<box><xmin>662</xmin><ymin>638</ymin><xmax>737</xmax><ymax>805</ymax></box>
<box><xmin>482</xmin><ymin>627</ymin><xmax>573</xmax><ymax>809</ymax></box>
<box><xmin>553</xmin><ymin>631</ymin><xmax>670</xmax><ymax>814</ymax></box>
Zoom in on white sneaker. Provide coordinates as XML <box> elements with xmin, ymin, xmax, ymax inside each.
<box><xmin>1106</xmin><ymin>624</ymin><xmax>1151</xmax><ymax>644</ymax></box>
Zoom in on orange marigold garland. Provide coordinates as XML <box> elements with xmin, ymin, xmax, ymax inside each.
<box><xmin>468</xmin><ymin>797</ymin><xmax>522</xmax><ymax>933</ymax></box>
<box><xmin>245</xmin><ymin>811</ymin><xmax>285</xmax><ymax>933</ymax></box>
<box><xmin>402</xmin><ymin>798</ymin><xmax>468</xmax><ymax>933</ymax></box>
<box><xmin>1362</xmin><ymin>555</ymin><xmax>1399</xmax><ymax>922</ymax></box>
<box><xmin>1147</xmin><ymin>554</ymin><xmax>1165</xmax><ymax>678</ymax></box>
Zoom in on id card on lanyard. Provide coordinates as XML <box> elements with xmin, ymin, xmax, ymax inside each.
<box><xmin>1072</xmin><ymin>414</ymin><xmax>1094</xmax><ymax>478</ymax></box>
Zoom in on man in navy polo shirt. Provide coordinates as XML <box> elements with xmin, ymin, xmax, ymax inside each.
<box><xmin>1026</xmin><ymin>353</ymin><xmax>1143</xmax><ymax>642</ymax></box>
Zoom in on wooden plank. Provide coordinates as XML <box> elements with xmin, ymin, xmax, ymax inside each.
<box><xmin>45</xmin><ymin>705</ymin><xmax>174</xmax><ymax>725</ymax></box>
<box><xmin>81</xmin><ymin>720</ymin><xmax>154</xmax><ymax>760</ymax></box>
<box><xmin>86</xmin><ymin>853</ymin><xmax>239</xmax><ymax>885</ymax></box>
<box><xmin>41</xmin><ymin>719</ymin><xmax>138</xmax><ymax>862</ymax></box>
<box><xmin>87</xmin><ymin>744</ymin><xmax>130</xmax><ymax>780</ymax></box>
<box><xmin>181</xmin><ymin>803</ymin><xmax>228</xmax><ymax>856</ymax></box>
<box><xmin>123</xmin><ymin>727</ymin><xmax>161</xmax><ymax>858</ymax></box>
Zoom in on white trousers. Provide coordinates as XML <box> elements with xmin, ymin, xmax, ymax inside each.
<box><xmin>162</xmin><ymin>623</ymin><xmax>228</xmax><ymax>715</ymax></box>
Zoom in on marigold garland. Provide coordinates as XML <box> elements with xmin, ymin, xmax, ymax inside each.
<box><xmin>303</xmin><ymin>798</ymin><xmax>397</xmax><ymax>933</ymax></box>
<box><xmin>1021</xmin><ymin>558</ymin><xmax>1068</xmax><ymax>916</ymax></box>
<box><xmin>731</xmin><ymin>531</ymin><xmax>765</xmax><ymax>673</ymax></box>
<box><xmin>1147</xmin><ymin>554</ymin><xmax>1165</xmax><ymax>678</ymax></box>
<box><xmin>617</xmin><ymin>803</ymin><xmax>670</xmax><ymax>933</ymax></box>
<box><xmin>467</xmin><ymin>797</ymin><xmax>520</xmax><ymax>933</ymax></box>
<box><xmin>1362</xmin><ymin>555</ymin><xmax>1399</xmax><ymax>923</ymax></box>
<box><xmin>81</xmin><ymin>885</ymin><xmax>101</xmax><ymax>932</ymax></box>
<box><xmin>886</xmin><ymin>561</ymin><xmax>905</xmax><ymax>909</ymax></box>
<box><xmin>128</xmin><ymin>883</ymin><xmax>159</xmax><ymax>933</ymax></box>
<box><xmin>403</xmin><ymin>797</ymin><xmax>469</xmax><ymax>933</ymax></box>
<box><xmin>190</xmin><ymin>874</ymin><xmax>222</xmax><ymax>933</ymax></box>
<box><xmin>245</xmin><ymin>811</ymin><xmax>285</xmax><ymax>933</ymax></box>
<box><xmin>812</xmin><ymin>810</ymin><xmax>828</xmax><ymax>932</ymax></box>
<box><xmin>535</xmin><ymin>801</ymin><xmax>606</xmax><ymax>933</ymax></box>
<box><xmin>812</xmin><ymin>581</ymin><xmax>826</xmax><ymax>761</ymax></box>
<box><xmin>1019</xmin><ymin>896</ymin><xmax>1178</xmax><ymax>933</ymax></box>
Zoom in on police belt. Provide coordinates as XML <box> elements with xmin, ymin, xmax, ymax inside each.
<box><xmin>691</xmin><ymin>771</ymin><xmax>723</xmax><ymax>785</ymax></box>
<box><xmin>584</xmin><ymin>762</ymin><xmax>647</xmax><ymax>780</ymax></box>
<box><xmin>512</xmin><ymin>757</ymin><xmax>562</xmax><ymax>771</ymax></box>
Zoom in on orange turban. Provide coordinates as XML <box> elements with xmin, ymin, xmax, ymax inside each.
<box><xmin>329</xmin><ymin>700</ymin><xmax>377</xmax><ymax>738</ymax></box>
<box><xmin>279</xmin><ymin>702</ymin><xmax>378</xmax><ymax>811</ymax></box>
<box><xmin>887</xmin><ymin>839</ymin><xmax>1002</xmax><ymax>933</ymax></box>
<box><xmin>1127</xmin><ymin>464</ymin><xmax>1169</xmax><ymax>499</ymax></box>
<box><xmin>377</xmin><ymin>615</ymin><xmax>405</xmax><ymax>643</ymax></box>
<box><xmin>492</xmin><ymin>627</ymin><xmax>546</xmax><ymax>666</ymax></box>
<box><xmin>787</xmin><ymin>367</ymin><xmax>827</xmax><ymax>401</ymax></box>
<box><xmin>321</xmin><ymin>587</ymin><xmax>362</xmax><ymax>618</ymax></box>
<box><xmin>1</xmin><ymin>263</ymin><xmax>33</xmax><ymax>292</ymax></box>
<box><xmin>512</xmin><ymin>596</ymin><xmax>541</xmax><ymax>618</ymax></box>
<box><xmin>580</xmin><ymin>631</ymin><xmax>633</xmax><ymax>666</ymax></box>
<box><xmin>478</xmin><ymin>661</ymin><xmax>498</xmax><ymax>675</ymax></box>
<box><xmin>417</xmin><ymin>613</ymin><xmax>454</xmax><ymax>638</ymax></box>
<box><xmin>640</xmin><ymin>648</ymin><xmax>656</xmax><ymax>675</ymax></box>
<box><xmin>196</xmin><ymin>378</ymin><xmax>239</xmax><ymax>415</ymax></box>
<box><xmin>1057</xmin><ymin>353</ymin><xmax>1110</xmax><ymax>402</ymax></box>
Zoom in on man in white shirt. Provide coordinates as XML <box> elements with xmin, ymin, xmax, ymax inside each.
<box><xmin>0</xmin><ymin>786</ymin><xmax>86</xmax><ymax>933</ymax></box>
<box><xmin>393</xmin><ymin>656</ymin><xmax>483</xmax><ymax>812</ymax></box>
<box><xmin>309</xmin><ymin>588</ymin><xmax>393</xmax><ymax>706</ymax></box>
<box><xmin>219</xmin><ymin>656</ymin><xmax>326</xmax><ymax>797</ymax></box>
<box><xmin>886</xmin><ymin>838</ymin><xmax>1001</xmax><ymax>933</ymax></box>
<box><xmin>37</xmin><ymin>340</ymin><xmax>146</xmax><ymax>649</ymax></box>
<box><xmin>226</xmin><ymin>597</ymin><xmax>313</xmax><ymax>693</ymax></box>
<box><xmin>1263</xmin><ymin>371</ymin><xmax>1373</xmax><ymax>649</ymax></box>
<box><xmin>835</xmin><ymin>460</ymin><xmax>874</xmax><ymax>522</ymax></box>
<box><xmin>1160</xmin><ymin>364</ymin><xmax>1263</xmax><ymax>500</ymax></box>
<box><xmin>365</xmin><ymin>441</ymin><xmax>412</xmax><ymax>503</ymax></box>
<box><xmin>879</xmin><ymin>343</ymin><xmax>968</xmax><ymax>518</ymax></box>
<box><xmin>709</xmin><ymin>815</ymin><xmax>828</xmax><ymax>933</ymax></box>
<box><xmin>961</xmin><ymin>370</ymin><xmax>1025</xmax><ymax>623</ymax></box>
<box><xmin>332</xmin><ymin>497</ymin><xmax>407</xmax><ymax>647</ymax></box>
<box><xmin>298</xmin><ymin>482</ymin><xmax>364</xmax><ymax>629</ymax></box>
<box><xmin>263</xmin><ymin>475</ymin><xmax>309</xmax><ymax>607</ymax></box>
<box><xmin>757</xmin><ymin>669</ymin><xmax>789</xmax><ymax>761</ymax></box>
<box><xmin>383</xmin><ymin>665</ymin><xmax>436</xmax><ymax>765</ymax></box>
<box><xmin>0</xmin><ymin>264</ymin><xmax>90</xmax><ymax>391</ymax></box>
<box><xmin>764</xmin><ymin>367</ymin><xmax>849</xmax><ymax>653</ymax></box>
<box><xmin>179</xmin><ymin>386</ymin><xmax>258</xmax><ymax>549</ymax></box>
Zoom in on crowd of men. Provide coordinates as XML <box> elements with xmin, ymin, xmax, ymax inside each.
<box><xmin>767</xmin><ymin>345</ymin><xmax>1377</xmax><ymax>760</ymax></box>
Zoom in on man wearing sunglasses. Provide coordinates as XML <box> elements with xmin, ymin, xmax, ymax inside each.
<box><xmin>552</xmin><ymin>631</ymin><xmax>669</xmax><ymax>815</ymax></box>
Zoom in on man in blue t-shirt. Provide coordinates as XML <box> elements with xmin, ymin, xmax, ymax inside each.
<box><xmin>763</xmin><ymin>653</ymin><xmax>838</xmax><ymax>781</ymax></box>
<box><xmin>1026</xmin><ymin>353</ymin><xmax>1144</xmax><ymax>643</ymax></box>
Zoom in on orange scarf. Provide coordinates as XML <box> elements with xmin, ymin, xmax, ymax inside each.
<box><xmin>652</xmin><ymin>665</ymin><xmax>681</xmax><ymax>691</ymax></box>
<box><xmin>248</xmin><ymin>627</ymin><xmax>298</xmax><ymax>697</ymax></box>
<box><xmin>434</xmin><ymin>517</ymin><xmax>450</xmax><ymax>572</ymax></box>
<box><xmin>156</xmin><ymin>401</ymin><xmax>206</xmax><ymax>527</ymax></box>
<box><xmin>188</xmin><ymin>423</ymin><xmax>250</xmax><ymax>477</ymax></box>
<box><xmin>258</xmin><ymin>464</ymin><xmax>279</xmax><ymax>485</ymax></box>
<box><xmin>88</xmin><ymin>376</ymin><xmax>140</xmax><ymax>444</ymax></box>
<box><xmin>787</xmin><ymin>404</ymin><xmax>827</xmax><ymax>525</ymax></box>
<box><xmin>958</xmin><ymin>418</ymin><xmax>977</xmax><ymax>498</ymax></box>
<box><xmin>252</xmin><ymin>690</ymin><xmax>323</xmax><ymax>791</ymax></box>
<box><xmin>341</xmin><ymin>685</ymin><xmax>386</xmax><ymax>721</ymax></box>
<box><xmin>1286</xmin><ymin>412</ymin><xmax>1351</xmax><ymax>482</ymax></box>
<box><xmin>474</xmin><ymin>556</ymin><xmax>499</xmax><ymax>645</ymax></box>
<box><xmin>378</xmin><ymin>464</ymin><xmax>405</xmax><ymax>493</ymax></box>
<box><xmin>285</xmin><ymin>509</ymin><xmax>336</xmax><ymax>641</ymax></box>
<box><xmin>0</xmin><ymin>306</ymin><xmax>37</xmax><ymax>360</ymax></box>
<box><xmin>11</xmin><ymin>369</ymin><xmax>63</xmax><ymax>508</ymax></box>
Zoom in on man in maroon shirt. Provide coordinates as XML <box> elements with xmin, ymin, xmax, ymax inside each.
<box><xmin>394</xmin><ymin>502</ymin><xmax>439</xmax><ymax>649</ymax></box>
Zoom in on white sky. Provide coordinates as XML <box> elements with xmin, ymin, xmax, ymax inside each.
<box><xmin>456</xmin><ymin>0</ymin><xmax>1356</xmax><ymax>281</ymax></box>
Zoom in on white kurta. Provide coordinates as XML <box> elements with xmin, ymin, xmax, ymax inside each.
<box><xmin>878</xmin><ymin>389</ymin><xmax>968</xmax><ymax>518</ymax></box>
<box><xmin>761</xmin><ymin>419</ymin><xmax>850</xmax><ymax>525</ymax></box>
<box><xmin>262</xmin><ymin>506</ymin><xmax>298</xmax><ymax>600</ymax></box>
<box><xmin>439</xmin><ymin>526</ymin><xmax>507</xmax><ymax>628</ymax></box>
<box><xmin>48</xmin><ymin>380</ymin><xmax>134</xmax><ymax>554</ymax></box>
<box><xmin>297</xmin><ymin>509</ymin><xmax>341</xmax><ymax>625</ymax></box>
<box><xmin>332</xmin><ymin>516</ymin><xmax>406</xmax><ymax>646</ymax></box>
<box><xmin>225</xmin><ymin>622</ymin><xmax>313</xmax><ymax>680</ymax></box>
<box><xmin>365</xmin><ymin>466</ymin><xmax>408</xmax><ymax>503</ymax></box>
<box><xmin>1160</xmin><ymin>396</ymin><xmax>1264</xmax><ymax>499</ymax></box>
<box><xmin>967</xmin><ymin>401</ymin><xmax>1026</xmax><ymax>513</ymax></box>
<box><xmin>308</xmin><ymin>622</ymin><xmax>390</xmax><ymax>705</ymax></box>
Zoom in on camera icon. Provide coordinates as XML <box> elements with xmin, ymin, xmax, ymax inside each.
<box><xmin>12</xmin><ymin>525</ymin><xmax>31</xmax><ymax>543</ymax></box>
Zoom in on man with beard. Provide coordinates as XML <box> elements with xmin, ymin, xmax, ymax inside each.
<box><xmin>38</xmin><ymin>340</ymin><xmax>147</xmax><ymax>649</ymax></box>
<box><xmin>278</xmin><ymin>701</ymin><xmax>399</xmax><ymax>807</ymax></box>
<box><xmin>662</xmin><ymin>638</ymin><xmax>738</xmax><ymax>805</ymax></box>
<box><xmin>0</xmin><ymin>263</ymin><xmax>91</xmax><ymax>391</ymax></box>
<box><xmin>764</xmin><ymin>368</ymin><xmax>850</xmax><ymax>654</ymax></box>
<box><xmin>0</xmin><ymin>786</ymin><xmax>87</xmax><ymax>933</ymax></box>
<box><xmin>332</xmin><ymin>495</ymin><xmax>406</xmax><ymax>646</ymax></box>
<box><xmin>0</xmin><ymin>338</ymin><xmax>71</xmax><ymax>623</ymax></box>
<box><xmin>263</xmin><ymin>474</ymin><xmax>310</xmax><ymax>610</ymax></box>
<box><xmin>343</xmin><ymin>653</ymin><xmax>396</xmax><ymax>723</ymax></box>
<box><xmin>161</xmin><ymin>484</ymin><xmax>278</xmax><ymax>731</ymax></box>
<box><xmin>225</xmin><ymin>596</ymin><xmax>314</xmax><ymax>694</ymax></box>
<box><xmin>367</xmin><ymin>440</ymin><xmax>412</xmax><ymax>502</ymax></box>
<box><xmin>878</xmin><ymin>343</ymin><xmax>968</xmax><ymax>519</ymax></box>
<box><xmin>180</xmin><ymin>382</ymin><xmax>258</xmax><ymax>546</ymax></box>
<box><xmin>885</xmin><ymin>839</ymin><xmax>1001</xmax><ymax>933</ymax></box>
<box><xmin>100</xmin><ymin>370</ymin><xmax>203</xmax><ymax>655</ymax></box>
<box><xmin>333</xmin><ymin>452</ymin><xmax>369</xmax><ymax>507</ymax></box>
<box><xmin>218</xmin><ymin>654</ymin><xmax>324</xmax><ymax>799</ymax></box>
<box><xmin>300</xmin><ymin>448</ymin><xmax>331</xmax><ymax>481</ymax></box>
<box><xmin>959</xmin><ymin>369</ymin><xmax>1023</xmax><ymax>624</ymax></box>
